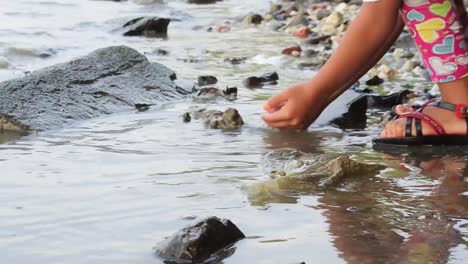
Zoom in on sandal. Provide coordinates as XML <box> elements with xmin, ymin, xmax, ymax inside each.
<box><xmin>373</xmin><ymin>101</ymin><xmax>468</xmax><ymax>146</ymax></box>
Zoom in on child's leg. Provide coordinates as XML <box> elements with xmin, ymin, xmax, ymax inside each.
<box><xmin>381</xmin><ymin>0</ymin><xmax>468</xmax><ymax>138</ymax></box>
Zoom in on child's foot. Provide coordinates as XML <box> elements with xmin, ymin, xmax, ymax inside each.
<box><xmin>380</xmin><ymin>105</ymin><xmax>467</xmax><ymax>138</ymax></box>
<box><xmin>392</xmin><ymin>104</ymin><xmax>413</xmax><ymax>115</ymax></box>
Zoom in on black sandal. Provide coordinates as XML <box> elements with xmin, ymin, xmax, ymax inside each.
<box><xmin>373</xmin><ymin>101</ymin><xmax>468</xmax><ymax>147</ymax></box>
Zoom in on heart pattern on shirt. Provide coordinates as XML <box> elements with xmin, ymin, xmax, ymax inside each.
<box><xmin>429</xmin><ymin>0</ymin><xmax>452</xmax><ymax>17</ymax></box>
<box><xmin>432</xmin><ymin>35</ymin><xmax>455</xmax><ymax>54</ymax></box>
<box><xmin>429</xmin><ymin>57</ymin><xmax>458</xmax><ymax>75</ymax></box>
<box><xmin>416</xmin><ymin>18</ymin><xmax>446</xmax><ymax>43</ymax></box>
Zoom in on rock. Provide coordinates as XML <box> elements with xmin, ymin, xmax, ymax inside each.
<box><xmin>365</xmin><ymin>75</ymin><xmax>384</xmax><ymax>86</ymax></box>
<box><xmin>281</xmin><ymin>45</ymin><xmax>302</xmax><ymax>56</ymax></box>
<box><xmin>250</xmin><ymin>149</ymin><xmax>385</xmax><ymax>200</ymax></box>
<box><xmin>224</xmin><ymin>57</ymin><xmax>247</xmax><ymax>65</ymax></box>
<box><xmin>182</xmin><ymin>112</ymin><xmax>191</xmax><ymax>123</ymax></box>
<box><xmin>243</xmin><ymin>13</ymin><xmax>263</xmax><ymax>25</ymax></box>
<box><xmin>122</xmin><ymin>17</ymin><xmax>170</xmax><ymax>37</ymax></box>
<box><xmin>0</xmin><ymin>46</ymin><xmax>187</xmax><ymax>132</ymax></box>
<box><xmin>155</xmin><ymin>216</ymin><xmax>245</xmax><ymax>263</ymax></box>
<box><xmin>292</xmin><ymin>26</ymin><xmax>311</xmax><ymax>38</ymax></box>
<box><xmin>323</xmin><ymin>11</ymin><xmax>343</xmax><ymax>27</ymax></box>
<box><xmin>242</xmin><ymin>72</ymin><xmax>279</xmax><ymax>88</ymax></box>
<box><xmin>331</xmin><ymin>96</ymin><xmax>368</xmax><ymax>129</ymax></box>
<box><xmin>195</xmin><ymin>86</ymin><xmax>237</xmax><ymax>101</ymax></box>
<box><xmin>187</xmin><ymin>108</ymin><xmax>244</xmax><ymax>129</ymax></box>
<box><xmin>302</xmin><ymin>35</ymin><xmax>331</xmax><ymax>45</ymax></box>
<box><xmin>367</xmin><ymin>90</ymin><xmax>414</xmax><ymax>108</ymax></box>
<box><xmin>197</xmin><ymin>75</ymin><xmax>218</xmax><ymax>86</ymax></box>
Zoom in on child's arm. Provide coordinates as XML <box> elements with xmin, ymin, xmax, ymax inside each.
<box><xmin>262</xmin><ymin>0</ymin><xmax>403</xmax><ymax>129</ymax></box>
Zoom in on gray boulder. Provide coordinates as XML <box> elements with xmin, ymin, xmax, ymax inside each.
<box><xmin>0</xmin><ymin>45</ymin><xmax>188</xmax><ymax>132</ymax></box>
<box><xmin>155</xmin><ymin>216</ymin><xmax>245</xmax><ymax>263</ymax></box>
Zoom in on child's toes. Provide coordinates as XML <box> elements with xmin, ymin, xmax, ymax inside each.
<box><xmin>393</xmin><ymin>104</ymin><xmax>413</xmax><ymax>115</ymax></box>
<box><xmin>381</xmin><ymin>119</ymin><xmax>406</xmax><ymax>138</ymax></box>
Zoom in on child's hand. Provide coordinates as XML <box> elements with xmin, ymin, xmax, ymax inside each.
<box><xmin>261</xmin><ymin>82</ymin><xmax>325</xmax><ymax>129</ymax></box>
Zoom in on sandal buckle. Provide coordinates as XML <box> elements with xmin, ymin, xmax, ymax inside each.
<box><xmin>455</xmin><ymin>104</ymin><xmax>468</xmax><ymax>118</ymax></box>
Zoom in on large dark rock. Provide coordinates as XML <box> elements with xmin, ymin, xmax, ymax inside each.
<box><xmin>155</xmin><ymin>216</ymin><xmax>245</xmax><ymax>263</ymax></box>
<box><xmin>122</xmin><ymin>17</ymin><xmax>170</xmax><ymax>37</ymax></box>
<box><xmin>0</xmin><ymin>46</ymin><xmax>188</xmax><ymax>132</ymax></box>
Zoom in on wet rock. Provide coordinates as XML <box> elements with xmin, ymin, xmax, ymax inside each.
<box><xmin>367</xmin><ymin>90</ymin><xmax>414</xmax><ymax>108</ymax></box>
<box><xmin>365</xmin><ymin>75</ymin><xmax>384</xmax><ymax>86</ymax></box>
<box><xmin>122</xmin><ymin>17</ymin><xmax>170</xmax><ymax>37</ymax></box>
<box><xmin>155</xmin><ymin>216</ymin><xmax>245</xmax><ymax>263</ymax></box>
<box><xmin>197</xmin><ymin>75</ymin><xmax>218</xmax><ymax>86</ymax></box>
<box><xmin>224</xmin><ymin>57</ymin><xmax>247</xmax><ymax>65</ymax></box>
<box><xmin>292</xmin><ymin>26</ymin><xmax>311</xmax><ymax>38</ymax></box>
<box><xmin>195</xmin><ymin>86</ymin><xmax>237</xmax><ymax>101</ymax></box>
<box><xmin>186</xmin><ymin>108</ymin><xmax>244</xmax><ymax>129</ymax></box>
<box><xmin>243</xmin><ymin>72</ymin><xmax>279</xmax><ymax>88</ymax></box>
<box><xmin>243</xmin><ymin>13</ymin><xmax>263</xmax><ymax>25</ymax></box>
<box><xmin>135</xmin><ymin>103</ymin><xmax>151</xmax><ymax>112</ymax></box>
<box><xmin>0</xmin><ymin>46</ymin><xmax>187</xmax><ymax>132</ymax></box>
<box><xmin>182</xmin><ymin>112</ymin><xmax>191</xmax><ymax>123</ymax></box>
<box><xmin>331</xmin><ymin>96</ymin><xmax>368</xmax><ymax>129</ymax></box>
<box><xmin>281</xmin><ymin>45</ymin><xmax>302</xmax><ymax>56</ymax></box>
<box><xmin>247</xmin><ymin>149</ymin><xmax>386</xmax><ymax>206</ymax></box>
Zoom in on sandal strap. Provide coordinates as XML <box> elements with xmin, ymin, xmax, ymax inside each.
<box><xmin>400</xmin><ymin>112</ymin><xmax>447</xmax><ymax>136</ymax></box>
<box><xmin>431</xmin><ymin>101</ymin><xmax>468</xmax><ymax>135</ymax></box>
<box><xmin>430</xmin><ymin>101</ymin><xmax>468</xmax><ymax>118</ymax></box>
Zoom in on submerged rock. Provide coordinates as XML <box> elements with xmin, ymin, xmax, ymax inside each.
<box><xmin>186</xmin><ymin>108</ymin><xmax>244</xmax><ymax>129</ymax></box>
<box><xmin>262</xmin><ymin>149</ymin><xmax>384</xmax><ymax>189</ymax></box>
<box><xmin>122</xmin><ymin>17</ymin><xmax>170</xmax><ymax>37</ymax></box>
<box><xmin>155</xmin><ymin>216</ymin><xmax>245</xmax><ymax>263</ymax></box>
<box><xmin>248</xmin><ymin>149</ymin><xmax>385</xmax><ymax>205</ymax></box>
<box><xmin>0</xmin><ymin>46</ymin><xmax>187</xmax><ymax>132</ymax></box>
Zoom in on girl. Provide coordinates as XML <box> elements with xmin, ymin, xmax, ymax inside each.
<box><xmin>262</xmin><ymin>0</ymin><xmax>468</xmax><ymax>146</ymax></box>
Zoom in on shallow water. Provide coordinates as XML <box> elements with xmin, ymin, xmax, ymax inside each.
<box><xmin>0</xmin><ymin>0</ymin><xmax>467</xmax><ymax>263</ymax></box>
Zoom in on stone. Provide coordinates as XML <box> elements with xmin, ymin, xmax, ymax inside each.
<box><xmin>248</xmin><ymin>149</ymin><xmax>385</xmax><ymax>204</ymax></box>
<box><xmin>224</xmin><ymin>57</ymin><xmax>247</xmax><ymax>65</ymax></box>
<box><xmin>365</xmin><ymin>75</ymin><xmax>384</xmax><ymax>86</ymax></box>
<box><xmin>323</xmin><ymin>11</ymin><xmax>343</xmax><ymax>27</ymax></box>
<box><xmin>195</xmin><ymin>87</ymin><xmax>237</xmax><ymax>101</ymax></box>
<box><xmin>243</xmin><ymin>13</ymin><xmax>263</xmax><ymax>25</ymax></box>
<box><xmin>197</xmin><ymin>75</ymin><xmax>218</xmax><ymax>86</ymax></box>
<box><xmin>292</xmin><ymin>26</ymin><xmax>311</xmax><ymax>39</ymax></box>
<box><xmin>242</xmin><ymin>72</ymin><xmax>279</xmax><ymax>88</ymax></box>
<box><xmin>0</xmin><ymin>46</ymin><xmax>187</xmax><ymax>132</ymax></box>
<box><xmin>281</xmin><ymin>45</ymin><xmax>302</xmax><ymax>56</ymax></box>
<box><xmin>187</xmin><ymin>108</ymin><xmax>244</xmax><ymax>129</ymax></box>
<box><xmin>367</xmin><ymin>90</ymin><xmax>414</xmax><ymax>108</ymax></box>
<box><xmin>122</xmin><ymin>17</ymin><xmax>170</xmax><ymax>37</ymax></box>
<box><xmin>155</xmin><ymin>216</ymin><xmax>245</xmax><ymax>263</ymax></box>
<box><xmin>331</xmin><ymin>96</ymin><xmax>368</xmax><ymax>129</ymax></box>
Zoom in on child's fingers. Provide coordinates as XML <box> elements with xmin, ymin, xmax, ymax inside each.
<box><xmin>264</xmin><ymin>120</ymin><xmax>291</xmax><ymax>129</ymax></box>
<box><xmin>263</xmin><ymin>92</ymin><xmax>288</xmax><ymax>112</ymax></box>
<box><xmin>261</xmin><ymin>109</ymin><xmax>291</xmax><ymax>124</ymax></box>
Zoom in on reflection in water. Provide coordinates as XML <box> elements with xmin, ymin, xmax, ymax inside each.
<box><xmin>247</xmin><ymin>150</ymin><xmax>468</xmax><ymax>263</ymax></box>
